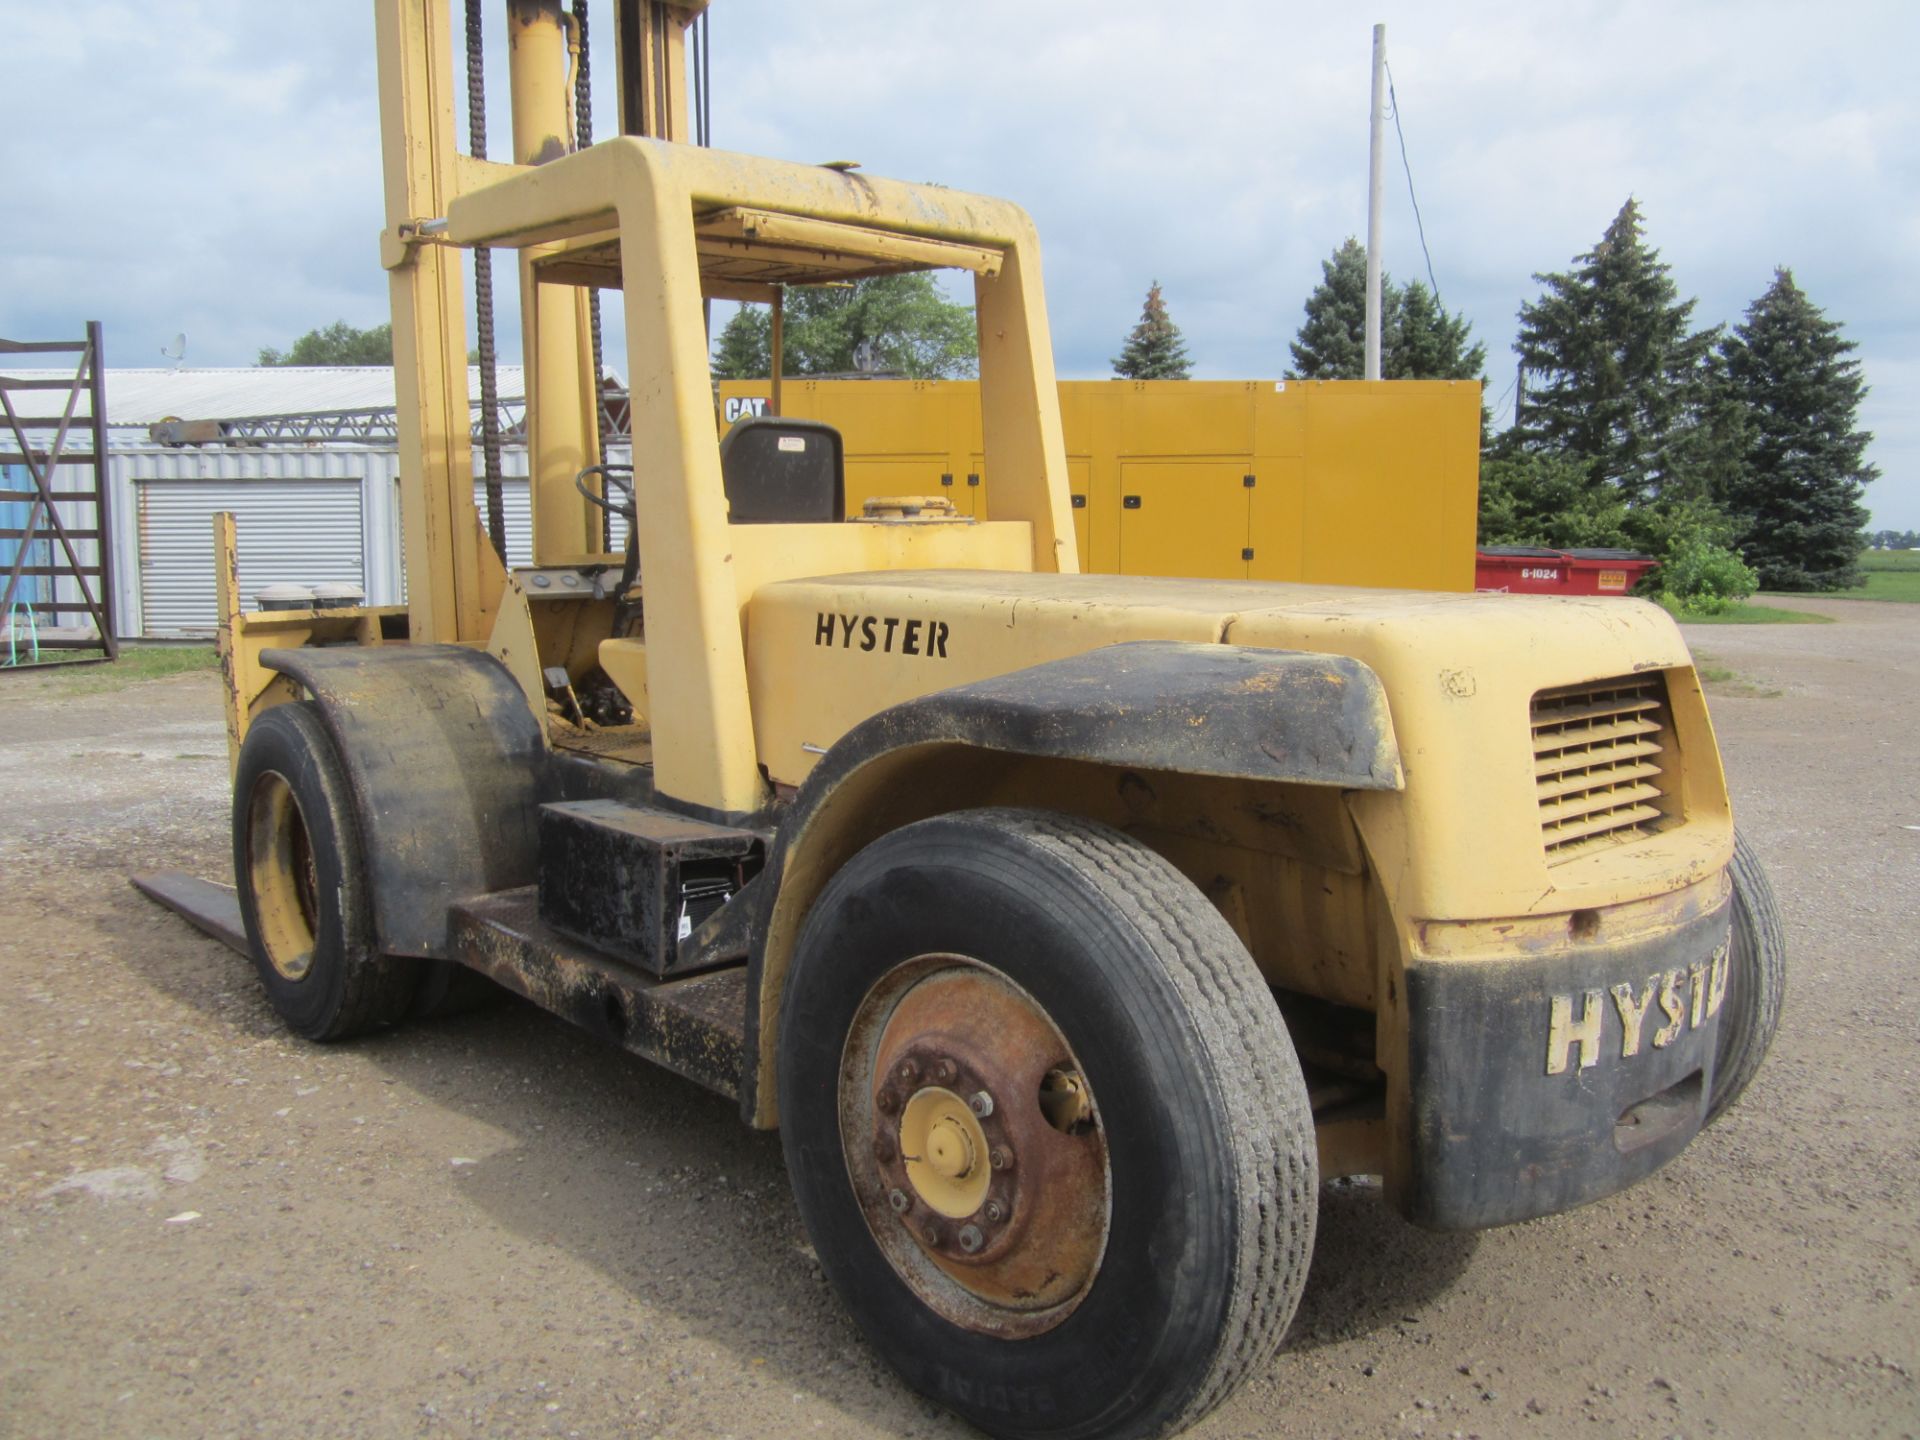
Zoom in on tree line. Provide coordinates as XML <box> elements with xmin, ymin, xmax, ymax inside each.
<box><xmin>262</xmin><ymin>205</ymin><xmax>1880</xmax><ymax>599</ymax></box>
<box><xmin>1117</xmin><ymin>209</ymin><xmax>1876</xmax><ymax>599</ymax></box>
<box><xmin>1485</xmin><ymin>200</ymin><xmax>1877</xmax><ymax>597</ymax></box>
<box><xmin>708</xmin><ymin>204</ymin><xmax>1877</xmax><ymax>598</ymax></box>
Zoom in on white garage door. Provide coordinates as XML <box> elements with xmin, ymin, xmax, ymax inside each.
<box><xmin>138</xmin><ymin>479</ymin><xmax>364</xmax><ymax>635</ymax></box>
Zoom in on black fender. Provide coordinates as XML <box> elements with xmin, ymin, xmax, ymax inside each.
<box><xmin>741</xmin><ymin>640</ymin><xmax>1402</xmax><ymax>1124</ymax></box>
<box><xmin>816</xmin><ymin>640</ymin><xmax>1403</xmax><ymax>789</ymax></box>
<box><xmin>260</xmin><ymin>644</ymin><xmax>547</xmax><ymax>958</ymax></box>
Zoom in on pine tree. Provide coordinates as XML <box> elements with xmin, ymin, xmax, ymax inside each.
<box><xmin>1112</xmin><ymin>282</ymin><xmax>1192</xmax><ymax>379</ymax></box>
<box><xmin>1510</xmin><ymin>200</ymin><xmax>1717</xmax><ymax>502</ymax></box>
<box><xmin>1385</xmin><ymin>281</ymin><xmax>1486</xmax><ymax>381</ymax></box>
<box><xmin>1719</xmin><ymin>267</ymin><xmax>1877</xmax><ymax>590</ymax></box>
<box><xmin>1288</xmin><ymin>239</ymin><xmax>1370</xmax><ymax>379</ymax></box>
<box><xmin>1288</xmin><ymin>240</ymin><xmax>1483</xmax><ymax>382</ymax></box>
<box><xmin>1478</xmin><ymin>453</ymin><xmax>1630</xmax><ymax>549</ymax></box>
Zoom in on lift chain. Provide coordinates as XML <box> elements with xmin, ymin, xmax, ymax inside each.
<box><xmin>467</xmin><ymin>0</ymin><xmax>508</xmax><ymax>561</ymax></box>
<box><xmin>570</xmin><ymin>0</ymin><xmax>611</xmax><ymax>550</ymax></box>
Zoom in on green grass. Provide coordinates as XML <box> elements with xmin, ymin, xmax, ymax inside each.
<box><xmin>1692</xmin><ymin>657</ymin><xmax>1783</xmax><ymax>700</ymax></box>
<box><xmin>1857</xmin><ymin>549</ymin><xmax>1920</xmax><ymax>601</ymax></box>
<box><xmin>1</xmin><ymin>643</ymin><xmax>217</xmax><ymax>695</ymax></box>
<box><xmin>1657</xmin><ymin>596</ymin><xmax>1834</xmax><ymax>625</ymax></box>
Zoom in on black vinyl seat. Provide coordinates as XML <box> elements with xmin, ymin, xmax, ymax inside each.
<box><xmin>717</xmin><ymin>416</ymin><xmax>846</xmax><ymax>524</ymax></box>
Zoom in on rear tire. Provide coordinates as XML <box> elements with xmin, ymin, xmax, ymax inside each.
<box><xmin>778</xmin><ymin>808</ymin><xmax>1317</xmax><ymax>1440</ymax></box>
<box><xmin>1706</xmin><ymin>828</ymin><xmax>1786</xmax><ymax>1123</ymax></box>
<box><xmin>232</xmin><ymin>702</ymin><xmax>418</xmax><ymax>1041</ymax></box>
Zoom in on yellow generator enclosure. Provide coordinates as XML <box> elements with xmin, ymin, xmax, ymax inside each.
<box><xmin>717</xmin><ymin>377</ymin><xmax>1482</xmax><ymax>590</ymax></box>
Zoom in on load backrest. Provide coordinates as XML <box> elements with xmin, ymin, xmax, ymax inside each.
<box><xmin>718</xmin><ymin>416</ymin><xmax>846</xmax><ymax>524</ymax></box>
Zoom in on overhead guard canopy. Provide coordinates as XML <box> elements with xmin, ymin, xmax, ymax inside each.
<box><xmin>445</xmin><ymin>137</ymin><xmax>1023</xmax><ymax>302</ymax></box>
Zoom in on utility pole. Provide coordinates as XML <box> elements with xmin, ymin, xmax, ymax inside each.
<box><xmin>1364</xmin><ymin>22</ymin><xmax>1386</xmax><ymax>381</ymax></box>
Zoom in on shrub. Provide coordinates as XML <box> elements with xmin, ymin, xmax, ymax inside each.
<box><xmin>1658</xmin><ymin>538</ymin><xmax>1758</xmax><ymax>615</ymax></box>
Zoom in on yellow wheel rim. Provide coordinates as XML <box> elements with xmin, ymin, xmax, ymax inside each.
<box><xmin>247</xmin><ymin>770</ymin><xmax>319</xmax><ymax>982</ymax></box>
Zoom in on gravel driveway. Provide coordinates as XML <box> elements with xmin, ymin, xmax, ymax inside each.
<box><xmin>2</xmin><ymin>599</ymin><xmax>1914</xmax><ymax>1440</ymax></box>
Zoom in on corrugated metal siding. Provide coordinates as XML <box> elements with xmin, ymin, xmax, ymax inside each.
<box><xmin>121</xmin><ymin>445</ymin><xmax>399</xmax><ymax>487</ymax></box>
<box><xmin>115</xmin><ymin>439</ymin><xmax>626</xmax><ymax>635</ymax></box>
<box><xmin>457</xmin><ymin>458</ymin><xmax>631</xmax><ymax>570</ymax></box>
<box><xmin>471</xmin><ymin>479</ymin><xmax>535</xmax><ymax>568</ymax></box>
<box><xmin>138</xmin><ymin>479</ymin><xmax>362</xmax><ymax>635</ymax></box>
<box><xmin>123</xmin><ymin>447</ymin><xmax>400</xmax><ymax>634</ymax></box>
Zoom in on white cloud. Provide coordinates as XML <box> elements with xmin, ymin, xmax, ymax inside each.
<box><xmin>2</xmin><ymin>0</ymin><xmax>1913</xmax><ymax>524</ymax></box>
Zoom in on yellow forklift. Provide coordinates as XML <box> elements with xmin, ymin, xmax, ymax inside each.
<box><xmin>138</xmin><ymin>4</ymin><xmax>1784</xmax><ymax>1436</ymax></box>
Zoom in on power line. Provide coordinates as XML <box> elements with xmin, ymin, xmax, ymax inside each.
<box><xmin>1383</xmin><ymin>60</ymin><xmax>1441</xmax><ymax>305</ymax></box>
<box><xmin>1489</xmin><ymin>371</ymin><xmax>1519</xmax><ymax>426</ymax></box>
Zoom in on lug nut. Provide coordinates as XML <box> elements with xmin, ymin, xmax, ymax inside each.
<box><xmin>983</xmin><ymin>1199</ymin><xmax>1006</xmax><ymax>1224</ymax></box>
<box><xmin>969</xmin><ymin>1090</ymin><xmax>994</xmax><ymax>1118</ymax></box>
<box><xmin>876</xmin><ymin>1089</ymin><xmax>898</xmax><ymax>1114</ymax></box>
<box><xmin>933</xmin><ymin>1058</ymin><xmax>957</xmax><ymax>1085</ymax></box>
<box><xmin>989</xmin><ymin>1146</ymin><xmax>1013</xmax><ymax>1172</ymax></box>
<box><xmin>922</xmin><ymin>1223</ymin><xmax>944</xmax><ymax>1248</ymax></box>
<box><xmin>888</xmin><ymin>1188</ymin><xmax>911</xmax><ymax>1214</ymax></box>
<box><xmin>957</xmin><ymin>1224</ymin><xmax>984</xmax><ymax>1254</ymax></box>
<box><xmin>896</xmin><ymin>1059</ymin><xmax>921</xmax><ymax>1085</ymax></box>
<box><xmin>874</xmin><ymin>1135</ymin><xmax>896</xmax><ymax>1164</ymax></box>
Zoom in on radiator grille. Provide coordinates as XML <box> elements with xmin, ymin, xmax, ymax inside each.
<box><xmin>1532</xmin><ymin>676</ymin><xmax>1674</xmax><ymax>861</ymax></box>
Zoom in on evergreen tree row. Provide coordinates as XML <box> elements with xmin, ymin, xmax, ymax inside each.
<box><xmin>1493</xmin><ymin>199</ymin><xmax>1876</xmax><ymax>591</ymax></box>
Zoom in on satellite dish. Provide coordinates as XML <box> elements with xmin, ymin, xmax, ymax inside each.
<box><xmin>160</xmin><ymin>333</ymin><xmax>188</xmax><ymax>370</ymax></box>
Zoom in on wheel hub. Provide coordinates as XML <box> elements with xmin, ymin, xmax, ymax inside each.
<box><xmin>842</xmin><ymin>959</ymin><xmax>1111</xmax><ymax>1336</ymax></box>
<box><xmin>884</xmin><ymin>1058</ymin><xmax>1012</xmax><ymax>1243</ymax></box>
<box><xmin>900</xmin><ymin>1086</ymin><xmax>988</xmax><ymax>1217</ymax></box>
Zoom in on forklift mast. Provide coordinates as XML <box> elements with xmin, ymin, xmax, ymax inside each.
<box><xmin>375</xmin><ymin>0</ymin><xmax>705</xmax><ymax>650</ymax></box>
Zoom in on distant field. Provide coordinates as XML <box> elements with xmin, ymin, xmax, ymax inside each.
<box><xmin>1859</xmin><ymin>549</ymin><xmax>1920</xmax><ymax>601</ymax></box>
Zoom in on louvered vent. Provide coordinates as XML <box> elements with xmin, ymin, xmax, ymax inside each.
<box><xmin>1532</xmin><ymin>676</ymin><xmax>1674</xmax><ymax>862</ymax></box>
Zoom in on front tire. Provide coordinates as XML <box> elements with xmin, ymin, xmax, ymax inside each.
<box><xmin>1706</xmin><ymin>828</ymin><xmax>1787</xmax><ymax>1123</ymax></box>
<box><xmin>232</xmin><ymin>702</ymin><xmax>418</xmax><ymax>1041</ymax></box>
<box><xmin>778</xmin><ymin>809</ymin><xmax>1317</xmax><ymax>1440</ymax></box>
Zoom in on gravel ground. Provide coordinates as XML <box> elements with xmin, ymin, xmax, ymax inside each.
<box><xmin>2</xmin><ymin>600</ymin><xmax>1915</xmax><ymax>1440</ymax></box>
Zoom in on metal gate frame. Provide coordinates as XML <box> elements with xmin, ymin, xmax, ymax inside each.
<box><xmin>0</xmin><ymin>323</ymin><xmax>119</xmax><ymax>665</ymax></box>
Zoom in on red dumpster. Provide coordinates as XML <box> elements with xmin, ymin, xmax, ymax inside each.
<box><xmin>1475</xmin><ymin>546</ymin><xmax>1659</xmax><ymax>596</ymax></box>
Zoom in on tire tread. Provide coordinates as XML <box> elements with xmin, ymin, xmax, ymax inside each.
<box><xmin>1707</xmin><ymin>827</ymin><xmax>1787</xmax><ymax>1123</ymax></box>
<box><xmin>987</xmin><ymin>810</ymin><xmax>1318</xmax><ymax>1435</ymax></box>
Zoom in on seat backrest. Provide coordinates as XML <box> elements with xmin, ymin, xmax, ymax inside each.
<box><xmin>717</xmin><ymin>416</ymin><xmax>846</xmax><ymax>524</ymax></box>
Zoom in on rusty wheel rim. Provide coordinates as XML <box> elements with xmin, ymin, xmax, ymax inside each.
<box><xmin>838</xmin><ymin>956</ymin><xmax>1111</xmax><ymax>1338</ymax></box>
<box><xmin>247</xmin><ymin>770</ymin><xmax>318</xmax><ymax>982</ymax></box>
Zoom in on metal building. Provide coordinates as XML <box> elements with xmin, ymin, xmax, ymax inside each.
<box><xmin>3</xmin><ymin>365</ymin><xmax>566</xmax><ymax>638</ymax></box>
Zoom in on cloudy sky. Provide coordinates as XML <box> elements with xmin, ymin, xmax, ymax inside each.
<box><xmin>5</xmin><ymin>1</ymin><xmax>1914</xmax><ymax>527</ymax></box>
